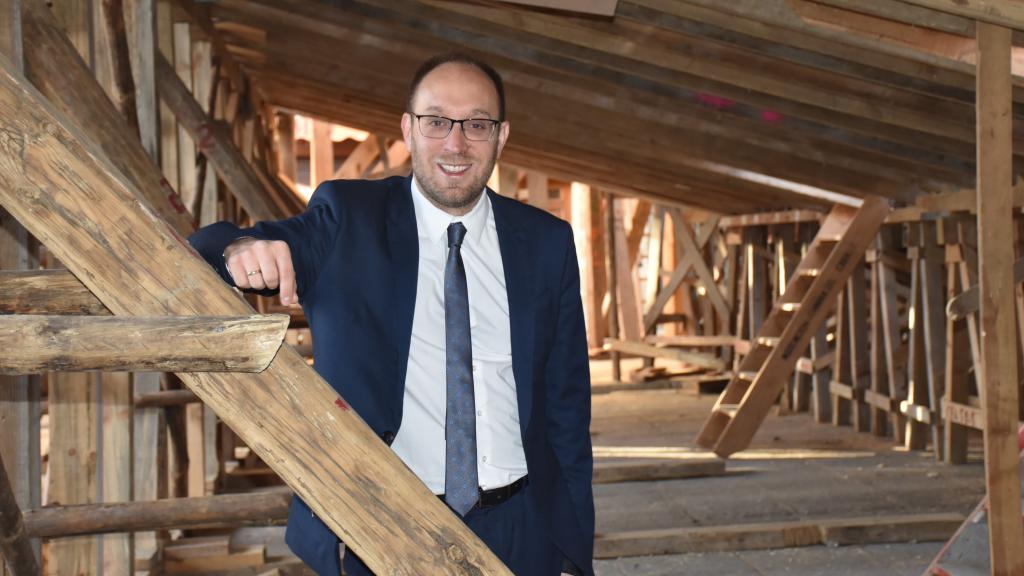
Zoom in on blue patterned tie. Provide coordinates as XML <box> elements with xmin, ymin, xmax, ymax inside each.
<box><xmin>445</xmin><ymin>222</ymin><xmax>478</xmax><ymax>516</ymax></box>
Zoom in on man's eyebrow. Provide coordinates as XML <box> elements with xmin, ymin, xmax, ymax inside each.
<box><xmin>470</xmin><ymin>109</ymin><xmax>496</xmax><ymax>118</ymax></box>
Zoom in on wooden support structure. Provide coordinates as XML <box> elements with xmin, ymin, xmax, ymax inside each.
<box><xmin>0</xmin><ymin>314</ymin><xmax>288</xmax><ymax>374</ymax></box>
<box><xmin>0</xmin><ymin>51</ymin><xmax>509</xmax><ymax>575</ymax></box>
<box><xmin>974</xmin><ymin>21</ymin><xmax>1024</xmax><ymax>575</ymax></box>
<box><xmin>155</xmin><ymin>53</ymin><xmax>287</xmax><ymax>222</ymax></box>
<box><xmin>603</xmin><ymin>339</ymin><xmax>727</xmax><ymax>371</ymax></box>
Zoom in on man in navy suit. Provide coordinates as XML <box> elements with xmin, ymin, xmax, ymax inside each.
<box><xmin>189</xmin><ymin>53</ymin><xmax>593</xmax><ymax>576</ymax></box>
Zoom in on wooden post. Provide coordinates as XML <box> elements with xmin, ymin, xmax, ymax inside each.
<box><xmin>571</xmin><ymin>182</ymin><xmax>600</xmax><ymax>349</ymax></box>
<box><xmin>604</xmin><ymin>192</ymin><xmax>621</xmax><ymax>381</ymax></box>
<box><xmin>92</xmin><ymin>0</ymin><xmax>138</xmax><ymax>134</ymax></box>
<box><xmin>0</xmin><ymin>54</ymin><xmax>510</xmax><ymax>575</ymax></box>
<box><xmin>613</xmin><ymin>198</ymin><xmax>642</xmax><ymax>341</ymax></box>
<box><xmin>173</xmin><ymin>20</ymin><xmax>198</xmax><ymax>214</ymax></box>
<box><xmin>156</xmin><ymin>0</ymin><xmax>178</xmax><ymax>192</ymax></box>
<box><xmin>975</xmin><ymin>21</ymin><xmax>1024</xmax><ymax>575</ymax></box>
<box><xmin>123</xmin><ymin>0</ymin><xmax>158</xmax><ymax>160</ymax></box>
<box><xmin>276</xmin><ymin>112</ymin><xmax>296</xmax><ymax>183</ymax></box>
<box><xmin>310</xmin><ymin>118</ymin><xmax>333</xmax><ymax>188</ymax></box>
<box><xmin>944</xmin><ymin>243</ymin><xmax>972</xmax><ymax>464</ymax></box>
<box><xmin>525</xmin><ymin>170</ymin><xmax>547</xmax><ymax>210</ymax></box>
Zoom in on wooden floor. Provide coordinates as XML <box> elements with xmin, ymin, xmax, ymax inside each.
<box><xmin>590</xmin><ymin>358</ymin><xmax>987</xmax><ymax>575</ymax></box>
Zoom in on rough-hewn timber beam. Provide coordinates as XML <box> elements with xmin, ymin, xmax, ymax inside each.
<box><xmin>0</xmin><ymin>315</ymin><xmax>288</xmax><ymax>374</ymax></box>
<box><xmin>0</xmin><ymin>49</ymin><xmax>509</xmax><ymax>575</ymax></box>
<box><xmin>20</xmin><ymin>0</ymin><xmax>194</xmax><ymax>234</ymax></box>
<box><xmin>23</xmin><ymin>491</ymin><xmax>290</xmax><ymax>538</ymax></box>
<box><xmin>899</xmin><ymin>0</ymin><xmax>1024</xmax><ymax>32</ymax></box>
<box><xmin>0</xmin><ymin>270</ymin><xmax>108</xmax><ymax>315</ymax></box>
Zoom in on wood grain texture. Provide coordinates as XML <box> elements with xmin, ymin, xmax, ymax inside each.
<box><xmin>0</xmin><ymin>269</ymin><xmax>108</xmax><ymax>315</ymax></box>
<box><xmin>0</xmin><ymin>51</ymin><xmax>509</xmax><ymax>575</ymax></box>
<box><xmin>0</xmin><ymin>450</ymin><xmax>38</xmax><ymax>575</ymax></box>
<box><xmin>975</xmin><ymin>21</ymin><xmax>1024</xmax><ymax>576</ymax></box>
<box><xmin>0</xmin><ymin>314</ymin><xmax>288</xmax><ymax>374</ymax></box>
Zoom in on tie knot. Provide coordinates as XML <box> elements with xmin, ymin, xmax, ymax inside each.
<box><xmin>447</xmin><ymin>222</ymin><xmax>467</xmax><ymax>248</ymax></box>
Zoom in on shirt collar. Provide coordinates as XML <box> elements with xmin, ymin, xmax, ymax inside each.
<box><xmin>411</xmin><ymin>176</ymin><xmax>490</xmax><ymax>247</ymax></box>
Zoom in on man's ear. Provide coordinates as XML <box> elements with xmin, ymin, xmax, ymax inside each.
<box><xmin>495</xmin><ymin>121</ymin><xmax>510</xmax><ymax>158</ymax></box>
<box><xmin>401</xmin><ymin>113</ymin><xmax>413</xmax><ymax>151</ymax></box>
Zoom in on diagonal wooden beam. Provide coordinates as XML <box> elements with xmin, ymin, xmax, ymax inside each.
<box><xmin>0</xmin><ymin>51</ymin><xmax>509</xmax><ymax>576</ymax></box>
<box><xmin>0</xmin><ymin>449</ymin><xmax>38</xmax><ymax>576</ymax></box>
<box><xmin>155</xmin><ymin>53</ymin><xmax>288</xmax><ymax>222</ymax></box>
<box><xmin>20</xmin><ymin>0</ymin><xmax>195</xmax><ymax>234</ymax></box>
<box><xmin>333</xmin><ymin>136</ymin><xmax>381</xmax><ymax>180</ymax></box>
<box><xmin>897</xmin><ymin>0</ymin><xmax>1024</xmax><ymax>32</ymax></box>
<box><xmin>0</xmin><ymin>315</ymin><xmax>288</xmax><ymax>374</ymax></box>
<box><xmin>673</xmin><ymin>213</ymin><xmax>730</xmax><ymax>322</ymax></box>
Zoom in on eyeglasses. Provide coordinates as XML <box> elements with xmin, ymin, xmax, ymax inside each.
<box><xmin>410</xmin><ymin>113</ymin><xmax>501</xmax><ymax>141</ymax></box>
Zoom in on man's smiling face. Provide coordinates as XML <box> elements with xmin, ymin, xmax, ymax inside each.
<box><xmin>401</xmin><ymin>62</ymin><xmax>510</xmax><ymax>216</ymax></box>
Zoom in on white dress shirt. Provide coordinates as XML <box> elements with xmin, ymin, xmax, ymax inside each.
<box><xmin>389</xmin><ymin>178</ymin><xmax>529</xmax><ymax>493</ymax></box>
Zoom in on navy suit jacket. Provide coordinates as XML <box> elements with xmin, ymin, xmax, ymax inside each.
<box><xmin>189</xmin><ymin>176</ymin><xmax>594</xmax><ymax>575</ymax></box>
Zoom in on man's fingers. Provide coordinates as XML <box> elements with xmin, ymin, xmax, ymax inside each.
<box><xmin>226</xmin><ymin>256</ymin><xmax>251</xmax><ymax>289</ymax></box>
<box><xmin>239</xmin><ymin>250</ymin><xmax>266</xmax><ymax>290</ymax></box>
<box><xmin>254</xmin><ymin>243</ymin><xmax>280</xmax><ymax>290</ymax></box>
<box><xmin>273</xmin><ymin>241</ymin><xmax>297</xmax><ymax>305</ymax></box>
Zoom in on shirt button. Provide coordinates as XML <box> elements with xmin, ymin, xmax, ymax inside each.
<box><xmin>482</xmin><ymin>456</ymin><xmax>488</xmax><ymax>463</ymax></box>
<box><xmin>477</xmin><ymin>409</ymin><xmax>483</xmax><ymax>417</ymax></box>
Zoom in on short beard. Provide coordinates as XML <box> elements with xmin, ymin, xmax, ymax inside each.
<box><xmin>410</xmin><ymin>139</ymin><xmax>498</xmax><ymax>213</ymax></box>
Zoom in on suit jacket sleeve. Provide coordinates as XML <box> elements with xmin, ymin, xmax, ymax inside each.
<box><xmin>188</xmin><ymin>181</ymin><xmax>343</xmax><ymax>299</ymax></box>
<box><xmin>544</xmin><ymin>222</ymin><xmax>596</xmax><ymax>546</ymax></box>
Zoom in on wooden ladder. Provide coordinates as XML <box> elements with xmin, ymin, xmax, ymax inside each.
<box><xmin>696</xmin><ymin>197</ymin><xmax>890</xmax><ymax>457</ymax></box>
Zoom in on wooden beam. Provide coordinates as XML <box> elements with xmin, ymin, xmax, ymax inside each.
<box><xmin>0</xmin><ymin>53</ymin><xmax>509</xmax><ymax>575</ymax></box>
<box><xmin>603</xmin><ymin>339</ymin><xmax>727</xmax><ymax>371</ymax></box>
<box><xmin>612</xmin><ymin>197</ymin><xmax>642</xmax><ymax>341</ymax></box>
<box><xmin>899</xmin><ymin>0</ymin><xmax>1024</xmax><ymax>32</ymax></box>
<box><xmin>498</xmin><ymin>0</ymin><xmax>617</xmax><ymax>16</ymax></box>
<box><xmin>0</xmin><ymin>315</ymin><xmax>288</xmax><ymax>374</ymax></box>
<box><xmin>0</xmin><ymin>450</ymin><xmax>38</xmax><ymax>576</ymax></box>
<box><xmin>155</xmin><ymin>53</ymin><xmax>286</xmax><ymax>222</ymax></box>
<box><xmin>718</xmin><ymin>210</ymin><xmax>824</xmax><ymax>228</ymax></box>
<box><xmin>135</xmin><ymin>389</ymin><xmax>199</xmax><ymax>408</ymax></box>
<box><xmin>332</xmin><ymin>136</ymin><xmax>379</xmax><ymax>180</ymax></box>
<box><xmin>24</xmin><ymin>491</ymin><xmax>290</xmax><ymax>538</ymax></box>
<box><xmin>592</xmin><ymin>459</ymin><xmax>725</xmax><ymax>484</ymax></box>
<box><xmin>20</xmin><ymin>0</ymin><xmax>195</xmax><ymax>234</ymax></box>
<box><xmin>975</xmin><ymin>20</ymin><xmax>1024</xmax><ymax>576</ymax></box>
<box><xmin>173</xmin><ymin>20</ymin><xmax>198</xmax><ymax>214</ymax></box>
<box><xmin>100</xmin><ymin>370</ymin><xmax>134</xmax><ymax>575</ymax></box>
<box><xmin>0</xmin><ymin>270</ymin><xmax>108</xmax><ymax>315</ymax></box>
<box><xmin>310</xmin><ymin>117</ymin><xmax>334</xmax><ymax>188</ymax></box>
<box><xmin>594</xmin><ymin>513</ymin><xmax>964</xmax><ymax>558</ymax></box>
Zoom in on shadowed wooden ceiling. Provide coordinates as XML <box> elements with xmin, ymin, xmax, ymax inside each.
<box><xmin>204</xmin><ymin>0</ymin><xmax>1024</xmax><ymax>213</ymax></box>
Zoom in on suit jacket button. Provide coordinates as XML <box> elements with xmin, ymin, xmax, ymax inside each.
<box><xmin>382</xmin><ymin>431</ymin><xmax>396</xmax><ymax>445</ymax></box>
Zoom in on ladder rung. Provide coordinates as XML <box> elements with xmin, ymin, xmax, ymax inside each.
<box><xmin>778</xmin><ymin>302</ymin><xmax>801</xmax><ymax>312</ymax></box>
<box><xmin>797</xmin><ymin>268</ymin><xmax>820</xmax><ymax>277</ymax></box>
<box><xmin>717</xmin><ymin>404</ymin><xmax>740</xmax><ymax>417</ymax></box>
<box><xmin>757</xmin><ymin>336</ymin><xmax>779</xmax><ymax>347</ymax></box>
<box><xmin>817</xmin><ymin>234</ymin><xmax>842</xmax><ymax>243</ymax></box>
<box><xmin>737</xmin><ymin>371</ymin><xmax>757</xmax><ymax>381</ymax></box>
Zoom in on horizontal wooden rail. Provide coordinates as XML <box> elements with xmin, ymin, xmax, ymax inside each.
<box><xmin>0</xmin><ymin>315</ymin><xmax>289</xmax><ymax>374</ymax></box>
<box><xmin>0</xmin><ymin>269</ymin><xmax>109</xmax><ymax>315</ymax></box>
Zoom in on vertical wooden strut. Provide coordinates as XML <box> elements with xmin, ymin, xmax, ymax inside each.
<box><xmin>0</xmin><ymin>52</ymin><xmax>510</xmax><ymax>575</ymax></box>
<box><xmin>696</xmin><ymin>197</ymin><xmax>889</xmax><ymax>457</ymax></box>
<box><xmin>975</xmin><ymin>21</ymin><xmax>1024</xmax><ymax>576</ymax></box>
<box><xmin>0</xmin><ymin>450</ymin><xmax>38</xmax><ymax>576</ymax></box>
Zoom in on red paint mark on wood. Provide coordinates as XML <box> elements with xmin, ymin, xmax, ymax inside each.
<box><xmin>334</xmin><ymin>398</ymin><xmax>349</xmax><ymax>411</ymax></box>
<box><xmin>197</xmin><ymin>123</ymin><xmax>215</xmax><ymax>151</ymax></box>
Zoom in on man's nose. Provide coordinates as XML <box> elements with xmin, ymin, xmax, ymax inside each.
<box><xmin>444</xmin><ymin>122</ymin><xmax>470</xmax><ymax>152</ymax></box>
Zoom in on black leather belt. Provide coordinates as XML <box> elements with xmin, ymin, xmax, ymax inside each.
<box><xmin>440</xmin><ymin>475</ymin><xmax>527</xmax><ymax>511</ymax></box>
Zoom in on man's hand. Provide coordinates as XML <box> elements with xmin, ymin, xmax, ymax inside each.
<box><xmin>223</xmin><ymin>237</ymin><xmax>297</xmax><ymax>305</ymax></box>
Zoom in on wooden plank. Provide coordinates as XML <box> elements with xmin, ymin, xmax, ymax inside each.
<box><xmin>975</xmin><ymin>21</ymin><xmax>1024</xmax><ymax>576</ymax></box>
<box><xmin>718</xmin><ymin>210</ymin><xmax>824</xmax><ymax>228</ymax></box>
<box><xmin>165</xmin><ymin>545</ymin><xmax>265</xmax><ymax>573</ymax></box>
<box><xmin>918</xmin><ymin>223</ymin><xmax>947</xmax><ymax>459</ymax></box>
<box><xmin>0</xmin><ymin>54</ymin><xmax>509</xmax><ymax>575</ymax></box>
<box><xmin>905</xmin><ymin>231</ymin><xmax>929</xmax><ymax>450</ymax></box>
<box><xmin>173</xmin><ymin>21</ymin><xmax>198</xmax><ymax>214</ymax></box>
<box><xmin>947</xmin><ymin>255</ymin><xmax>1024</xmax><ymax>320</ymax></box>
<box><xmin>604</xmin><ymin>339</ymin><xmax>727</xmax><ymax>371</ymax></box>
<box><xmin>524</xmin><ymin>169</ymin><xmax>547</xmax><ymax>210</ymax></box>
<box><xmin>21</xmin><ymin>0</ymin><xmax>195</xmax><ymax>234</ymax></box>
<box><xmin>497</xmin><ymin>0</ymin><xmax>617</xmax><ymax>16</ymax></box>
<box><xmin>124</xmin><ymin>0</ymin><xmax>159</xmax><ymax>160</ymax></box>
<box><xmin>846</xmin><ymin>262</ymin><xmax>872</xmax><ymax>432</ymax></box>
<box><xmin>155</xmin><ymin>53</ymin><xmax>285</xmax><ymax>222</ymax></box>
<box><xmin>944</xmin><ymin>256</ymin><xmax>974</xmax><ymax>462</ymax></box>
<box><xmin>0</xmin><ymin>314</ymin><xmax>288</xmax><ymax>374</ymax></box>
<box><xmin>275</xmin><ymin>113</ymin><xmax>296</xmax><ymax>183</ymax></box>
<box><xmin>93</xmin><ymin>0</ymin><xmax>140</xmax><ymax>136</ymax></box>
<box><xmin>594</xmin><ymin>513</ymin><xmax>964</xmax><ymax>559</ymax></box>
<box><xmin>572</xmin><ymin>183</ymin><xmax>601</xmax><ymax>348</ymax></box>
<box><xmin>898</xmin><ymin>0</ymin><xmax>1024</xmax><ymax>31</ymax></box>
<box><xmin>592</xmin><ymin>459</ymin><xmax>725</xmax><ymax>484</ymax></box>
<box><xmin>47</xmin><ymin>371</ymin><xmax>99</xmax><ymax>576</ymax></box>
<box><xmin>100</xmin><ymin>371</ymin><xmax>133</xmax><ymax>576</ymax></box>
<box><xmin>644</xmin><ymin>335</ymin><xmax>738</xmax><ymax>347</ymax></box>
<box><xmin>132</xmin><ymin>372</ymin><xmax>163</xmax><ymax>564</ymax></box>
<box><xmin>156</xmin><ymin>0</ymin><xmax>179</xmax><ymax>193</ymax></box>
<box><xmin>0</xmin><ymin>269</ymin><xmax>108</xmax><ymax>314</ymax></box>
<box><xmin>674</xmin><ymin>214</ymin><xmax>730</xmax><ymax>324</ymax></box>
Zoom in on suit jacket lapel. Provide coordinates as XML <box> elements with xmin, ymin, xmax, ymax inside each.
<box><xmin>489</xmin><ymin>190</ymin><xmax>536</xmax><ymax>435</ymax></box>
<box><xmin>386</xmin><ymin>177</ymin><xmax>419</xmax><ymax>426</ymax></box>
